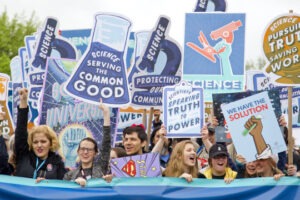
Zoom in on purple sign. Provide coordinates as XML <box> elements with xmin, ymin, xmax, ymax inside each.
<box><xmin>110</xmin><ymin>153</ymin><xmax>161</xmax><ymax>177</ymax></box>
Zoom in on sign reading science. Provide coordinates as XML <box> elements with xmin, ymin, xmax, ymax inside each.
<box><xmin>263</xmin><ymin>14</ymin><xmax>300</xmax><ymax>85</ymax></box>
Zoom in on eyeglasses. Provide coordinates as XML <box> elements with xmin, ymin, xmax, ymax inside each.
<box><xmin>79</xmin><ymin>147</ymin><xmax>95</xmax><ymax>153</ymax></box>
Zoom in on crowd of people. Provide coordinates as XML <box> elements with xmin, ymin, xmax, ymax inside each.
<box><xmin>1</xmin><ymin>88</ymin><xmax>300</xmax><ymax>188</ymax></box>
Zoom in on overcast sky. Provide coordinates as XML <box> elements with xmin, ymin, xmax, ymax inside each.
<box><xmin>1</xmin><ymin>0</ymin><xmax>299</xmax><ymax>62</ymax></box>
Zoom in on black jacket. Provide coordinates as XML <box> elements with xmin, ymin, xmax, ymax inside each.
<box><xmin>0</xmin><ymin>135</ymin><xmax>13</xmax><ymax>175</ymax></box>
<box><xmin>63</xmin><ymin>126</ymin><xmax>111</xmax><ymax>180</ymax></box>
<box><xmin>15</xmin><ymin>107</ymin><xmax>66</xmax><ymax>179</ymax></box>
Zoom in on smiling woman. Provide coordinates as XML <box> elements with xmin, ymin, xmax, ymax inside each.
<box><xmin>163</xmin><ymin>140</ymin><xmax>198</xmax><ymax>182</ymax></box>
<box><xmin>63</xmin><ymin>99</ymin><xmax>113</xmax><ymax>187</ymax></box>
<box><xmin>198</xmin><ymin>143</ymin><xmax>237</xmax><ymax>184</ymax></box>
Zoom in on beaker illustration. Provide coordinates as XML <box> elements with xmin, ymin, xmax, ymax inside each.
<box><xmin>65</xmin><ymin>14</ymin><xmax>132</xmax><ymax>107</ymax></box>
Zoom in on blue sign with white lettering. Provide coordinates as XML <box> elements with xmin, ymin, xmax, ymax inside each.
<box><xmin>183</xmin><ymin>13</ymin><xmax>245</xmax><ymax>101</ymax></box>
<box><xmin>163</xmin><ymin>81</ymin><xmax>204</xmax><ymax>137</ymax></box>
<box><xmin>131</xmin><ymin>16</ymin><xmax>182</xmax><ymax>108</ymax></box>
<box><xmin>65</xmin><ymin>14</ymin><xmax>132</xmax><ymax>107</ymax></box>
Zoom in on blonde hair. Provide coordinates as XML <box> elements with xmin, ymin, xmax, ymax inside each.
<box><xmin>28</xmin><ymin>125</ymin><xmax>60</xmax><ymax>152</ymax></box>
<box><xmin>163</xmin><ymin>140</ymin><xmax>198</xmax><ymax>178</ymax></box>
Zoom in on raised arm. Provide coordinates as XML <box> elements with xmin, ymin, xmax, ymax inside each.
<box><xmin>15</xmin><ymin>88</ymin><xmax>30</xmax><ymax>158</ymax></box>
<box><xmin>98</xmin><ymin>99</ymin><xmax>111</xmax><ymax>175</ymax></box>
<box><xmin>151</xmin><ymin>125</ymin><xmax>167</xmax><ymax>153</ymax></box>
<box><xmin>201</xmin><ymin>125</ymin><xmax>212</xmax><ymax>152</ymax></box>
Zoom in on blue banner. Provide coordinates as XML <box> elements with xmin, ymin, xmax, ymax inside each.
<box><xmin>0</xmin><ymin>175</ymin><xmax>300</xmax><ymax>200</ymax></box>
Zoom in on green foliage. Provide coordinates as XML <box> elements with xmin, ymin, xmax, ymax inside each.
<box><xmin>0</xmin><ymin>10</ymin><xmax>39</xmax><ymax>76</ymax></box>
<box><xmin>245</xmin><ymin>56</ymin><xmax>267</xmax><ymax>71</ymax></box>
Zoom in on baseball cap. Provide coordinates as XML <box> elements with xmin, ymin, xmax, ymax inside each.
<box><xmin>209</xmin><ymin>143</ymin><xmax>228</xmax><ymax>158</ymax></box>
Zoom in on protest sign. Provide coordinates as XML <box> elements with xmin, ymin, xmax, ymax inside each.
<box><xmin>194</xmin><ymin>0</ymin><xmax>227</xmax><ymax>12</ymax></box>
<box><xmin>39</xmin><ymin>58</ymin><xmax>118</xmax><ymax>168</ymax></box>
<box><xmin>163</xmin><ymin>81</ymin><xmax>203</xmax><ymax>137</ymax></box>
<box><xmin>131</xmin><ymin>16</ymin><xmax>182</xmax><ymax>108</ymax></box>
<box><xmin>213</xmin><ymin>90</ymin><xmax>282</xmax><ymax>126</ymax></box>
<box><xmin>221</xmin><ymin>91</ymin><xmax>286</xmax><ymax>161</ymax></box>
<box><xmin>246</xmin><ymin>71</ymin><xmax>300</xmax><ymax>128</ymax></box>
<box><xmin>65</xmin><ymin>13</ymin><xmax>132</xmax><ymax>107</ymax></box>
<box><xmin>183</xmin><ymin>13</ymin><xmax>245</xmax><ymax>101</ymax></box>
<box><xmin>28</xmin><ymin>17</ymin><xmax>77</xmax><ymax>113</ymax></box>
<box><xmin>110</xmin><ymin>152</ymin><xmax>161</xmax><ymax>177</ymax></box>
<box><xmin>0</xmin><ymin>73</ymin><xmax>14</xmax><ymax>137</ymax></box>
<box><xmin>263</xmin><ymin>13</ymin><xmax>300</xmax><ymax>86</ymax></box>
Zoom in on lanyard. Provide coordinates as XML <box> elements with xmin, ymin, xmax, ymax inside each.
<box><xmin>33</xmin><ymin>157</ymin><xmax>46</xmax><ymax>179</ymax></box>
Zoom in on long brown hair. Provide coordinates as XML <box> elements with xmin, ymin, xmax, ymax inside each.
<box><xmin>163</xmin><ymin>140</ymin><xmax>198</xmax><ymax>178</ymax></box>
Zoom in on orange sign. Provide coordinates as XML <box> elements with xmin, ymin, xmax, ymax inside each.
<box><xmin>0</xmin><ymin>73</ymin><xmax>14</xmax><ymax>136</ymax></box>
<box><xmin>263</xmin><ymin>14</ymin><xmax>300</xmax><ymax>85</ymax></box>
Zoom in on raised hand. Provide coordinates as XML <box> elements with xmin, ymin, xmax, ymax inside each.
<box><xmin>98</xmin><ymin>98</ymin><xmax>110</xmax><ymax>126</ymax></box>
<box><xmin>279</xmin><ymin>115</ymin><xmax>287</xmax><ymax>127</ymax></box>
<box><xmin>201</xmin><ymin>125</ymin><xmax>209</xmax><ymax>141</ymax></box>
<box><xmin>18</xmin><ymin>88</ymin><xmax>28</xmax><ymax>108</ymax></box>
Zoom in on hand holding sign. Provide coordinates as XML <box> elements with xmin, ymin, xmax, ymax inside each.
<box><xmin>201</xmin><ymin>125</ymin><xmax>209</xmax><ymax>140</ymax></box>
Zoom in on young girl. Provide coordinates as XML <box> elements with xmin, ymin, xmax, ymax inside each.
<box><xmin>163</xmin><ymin>140</ymin><xmax>198</xmax><ymax>182</ymax></box>
<box><xmin>198</xmin><ymin>143</ymin><xmax>237</xmax><ymax>184</ymax></box>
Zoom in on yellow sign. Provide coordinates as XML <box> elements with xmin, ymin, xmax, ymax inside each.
<box><xmin>263</xmin><ymin>14</ymin><xmax>300</xmax><ymax>85</ymax></box>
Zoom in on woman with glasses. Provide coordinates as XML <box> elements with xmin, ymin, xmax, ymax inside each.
<box><xmin>63</xmin><ymin>99</ymin><xmax>112</xmax><ymax>187</ymax></box>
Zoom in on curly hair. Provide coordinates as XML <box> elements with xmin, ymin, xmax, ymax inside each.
<box><xmin>27</xmin><ymin>125</ymin><xmax>60</xmax><ymax>152</ymax></box>
<box><xmin>163</xmin><ymin>140</ymin><xmax>198</xmax><ymax>178</ymax></box>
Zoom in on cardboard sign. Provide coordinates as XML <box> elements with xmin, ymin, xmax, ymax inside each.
<box><xmin>131</xmin><ymin>16</ymin><xmax>182</xmax><ymax>108</ymax></box>
<box><xmin>0</xmin><ymin>73</ymin><xmax>14</xmax><ymax>137</ymax></box>
<box><xmin>39</xmin><ymin>58</ymin><xmax>118</xmax><ymax>168</ymax></box>
<box><xmin>61</xmin><ymin>29</ymin><xmax>91</xmax><ymax>58</ymax></box>
<box><xmin>213</xmin><ymin>90</ymin><xmax>282</xmax><ymax>126</ymax></box>
<box><xmin>204</xmin><ymin>102</ymin><xmax>213</xmax><ymax>123</ymax></box>
<box><xmin>115</xmin><ymin>108</ymin><xmax>149</xmax><ymax>144</ymax></box>
<box><xmin>110</xmin><ymin>153</ymin><xmax>161</xmax><ymax>177</ymax></box>
<box><xmin>221</xmin><ymin>92</ymin><xmax>286</xmax><ymax>162</ymax></box>
<box><xmin>163</xmin><ymin>81</ymin><xmax>203</xmax><ymax>137</ymax></box>
<box><xmin>28</xmin><ymin>17</ymin><xmax>77</xmax><ymax>112</ymax></box>
<box><xmin>183</xmin><ymin>13</ymin><xmax>245</xmax><ymax>101</ymax></box>
<box><xmin>246</xmin><ymin>70</ymin><xmax>300</xmax><ymax>128</ymax></box>
<box><xmin>194</xmin><ymin>0</ymin><xmax>227</xmax><ymax>12</ymax></box>
<box><xmin>263</xmin><ymin>14</ymin><xmax>300</xmax><ymax>86</ymax></box>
